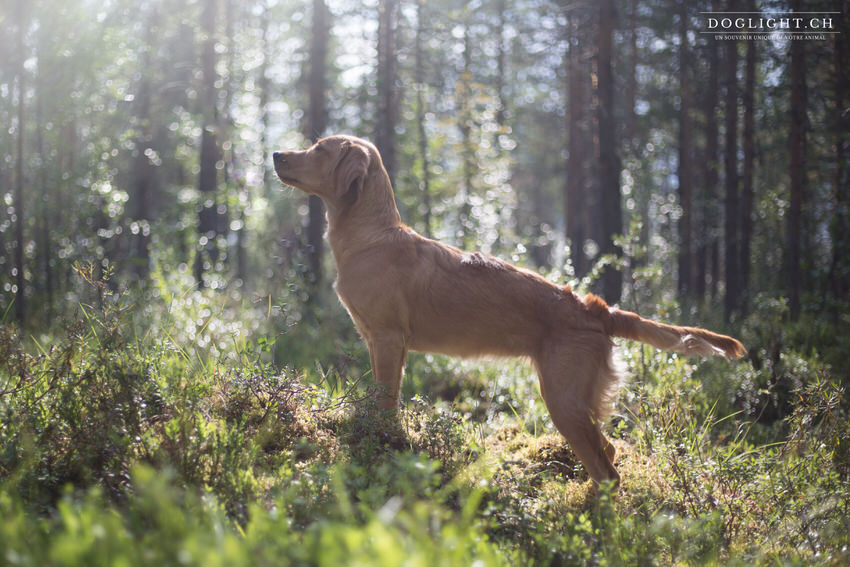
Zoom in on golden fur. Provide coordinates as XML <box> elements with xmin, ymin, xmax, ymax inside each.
<box><xmin>273</xmin><ymin>135</ymin><xmax>745</xmax><ymax>486</ymax></box>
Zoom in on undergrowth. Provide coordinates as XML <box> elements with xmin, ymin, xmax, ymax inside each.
<box><xmin>0</xmin><ymin>270</ymin><xmax>848</xmax><ymax>565</ymax></box>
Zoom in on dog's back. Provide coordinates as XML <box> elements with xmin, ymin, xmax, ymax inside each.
<box><xmin>337</xmin><ymin>227</ymin><xmax>605</xmax><ymax>360</ymax></box>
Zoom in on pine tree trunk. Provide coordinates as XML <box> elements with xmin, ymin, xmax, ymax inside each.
<box><xmin>495</xmin><ymin>0</ymin><xmax>507</xmax><ymax>131</ymax></box>
<box><xmin>414</xmin><ymin>0</ymin><xmax>432</xmax><ymax>237</ymax></box>
<box><xmin>723</xmin><ymin>15</ymin><xmax>738</xmax><ymax>321</ymax></box>
<box><xmin>788</xmin><ymin>0</ymin><xmax>806</xmax><ymax>320</ymax></box>
<box><xmin>194</xmin><ymin>0</ymin><xmax>220</xmax><ymax>286</ymax></box>
<box><xmin>700</xmin><ymin>0</ymin><xmax>721</xmax><ymax>300</ymax></box>
<box><xmin>222</xmin><ymin>0</ymin><xmax>240</xmax><ymax>281</ymax></box>
<box><xmin>259</xmin><ymin>2</ymin><xmax>272</xmax><ymax>196</ymax></box>
<box><xmin>740</xmin><ymin>4</ymin><xmax>756</xmax><ymax>314</ymax></box>
<box><xmin>304</xmin><ymin>0</ymin><xmax>329</xmax><ymax>294</ymax></box>
<box><xmin>14</xmin><ymin>1</ymin><xmax>27</xmax><ymax>327</ymax></box>
<box><xmin>36</xmin><ymin>31</ymin><xmax>53</xmax><ymax>320</ymax></box>
<box><xmin>677</xmin><ymin>0</ymin><xmax>693</xmax><ymax>301</ymax></box>
<box><xmin>597</xmin><ymin>0</ymin><xmax>622</xmax><ymax>304</ymax></box>
<box><xmin>566</xmin><ymin>12</ymin><xmax>588</xmax><ymax>279</ymax></box>
<box><xmin>458</xmin><ymin>23</ymin><xmax>474</xmax><ymax>249</ymax></box>
<box><xmin>376</xmin><ymin>0</ymin><xmax>398</xmax><ymax>188</ymax></box>
<box><xmin>626</xmin><ymin>0</ymin><xmax>638</xmax><ymax>145</ymax></box>
<box><xmin>131</xmin><ymin>4</ymin><xmax>158</xmax><ymax>281</ymax></box>
<box><xmin>830</xmin><ymin>19</ymin><xmax>849</xmax><ymax>303</ymax></box>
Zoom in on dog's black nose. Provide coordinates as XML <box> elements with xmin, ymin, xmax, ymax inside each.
<box><xmin>272</xmin><ymin>151</ymin><xmax>281</xmax><ymax>161</ymax></box>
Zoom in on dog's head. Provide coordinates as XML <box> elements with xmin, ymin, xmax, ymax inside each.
<box><xmin>273</xmin><ymin>135</ymin><xmax>373</xmax><ymax>209</ymax></box>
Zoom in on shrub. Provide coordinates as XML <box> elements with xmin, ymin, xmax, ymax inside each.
<box><xmin>2</xmin><ymin>270</ymin><xmax>849</xmax><ymax>565</ymax></box>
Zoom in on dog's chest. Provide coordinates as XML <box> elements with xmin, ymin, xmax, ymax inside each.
<box><xmin>334</xmin><ymin>267</ymin><xmax>409</xmax><ymax>331</ymax></box>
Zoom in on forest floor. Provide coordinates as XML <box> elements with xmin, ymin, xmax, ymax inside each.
<box><xmin>0</xmin><ymin>276</ymin><xmax>848</xmax><ymax>565</ymax></box>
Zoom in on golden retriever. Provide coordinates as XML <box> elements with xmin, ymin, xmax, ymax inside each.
<box><xmin>272</xmin><ymin>135</ymin><xmax>745</xmax><ymax>487</ymax></box>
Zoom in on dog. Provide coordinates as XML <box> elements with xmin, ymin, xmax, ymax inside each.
<box><xmin>272</xmin><ymin>135</ymin><xmax>745</xmax><ymax>487</ymax></box>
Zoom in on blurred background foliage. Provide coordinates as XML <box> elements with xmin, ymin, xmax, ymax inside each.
<box><xmin>0</xmin><ymin>0</ymin><xmax>847</xmax><ymax>352</ymax></box>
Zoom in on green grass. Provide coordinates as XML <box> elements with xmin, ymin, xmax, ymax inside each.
<box><xmin>0</xmin><ymin>276</ymin><xmax>848</xmax><ymax>565</ymax></box>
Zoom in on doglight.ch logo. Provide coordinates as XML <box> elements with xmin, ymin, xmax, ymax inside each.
<box><xmin>701</xmin><ymin>10</ymin><xmax>840</xmax><ymax>40</ymax></box>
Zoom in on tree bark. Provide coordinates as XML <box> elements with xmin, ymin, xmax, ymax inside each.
<box><xmin>788</xmin><ymin>0</ymin><xmax>806</xmax><ymax>320</ymax></box>
<box><xmin>194</xmin><ymin>0</ymin><xmax>220</xmax><ymax>285</ymax></box>
<box><xmin>458</xmin><ymin>22</ymin><xmax>474</xmax><ymax>249</ymax></box>
<box><xmin>566</xmin><ymin>11</ymin><xmax>589</xmax><ymax>279</ymax></box>
<box><xmin>414</xmin><ymin>0</ymin><xmax>432</xmax><ymax>237</ymax></box>
<box><xmin>259</xmin><ymin>1</ymin><xmax>272</xmax><ymax>196</ymax></box>
<box><xmin>495</xmin><ymin>0</ymin><xmax>507</xmax><ymax>131</ymax></box>
<box><xmin>597</xmin><ymin>0</ymin><xmax>622</xmax><ymax>304</ymax></box>
<box><xmin>36</xmin><ymin>28</ymin><xmax>53</xmax><ymax>320</ymax></box>
<box><xmin>830</xmin><ymin>17</ymin><xmax>849</xmax><ymax>303</ymax></box>
<box><xmin>699</xmin><ymin>0</ymin><xmax>721</xmax><ymax>300</ymax></box>
<box><xmin>131</xmin><ymin>4</ymin><xmax>158</xmax><ymax>281</ymax></box>
<box><xmin>304</xmin><ymin>0</ymin><xmax>330</xmax><ymax>294</ymax></box>
<box><xmin>222</xmin><ymin>0</ymin><xmax>241</xmax><ymax>282</ymax></box>
<box><xmin>723</xmin><ymin>11</ymin><xmax>738</xmax><ymax>321</ymax></box>
<box><xmin>14</xmin><ymin>0</ymin><xmax>27</xmax><ymax>327</ymax></box>
<box><xmin>740</xmin><ymin>2</ymin><xmax>756</xmax><ymax>314</ymax></box>
<box><xmin>626</xmin><ymin>0</ymin><xmax>638</xmax><ymax>145</ymax></box>
<box><xmin>677</xmin><ymin>0</ymin><xmax>693</xmax><ymax>300</ymax></box>
<box><xmin>376</xmin><ymin>0</ymin><xmax>398</xmax><ymax>188</ymax></box>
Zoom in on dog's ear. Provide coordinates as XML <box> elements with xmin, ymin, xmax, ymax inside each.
<box><xmin>335</xmin><ymin>143</ymin><xmax>371</xmax><ymax>206</ymax></box>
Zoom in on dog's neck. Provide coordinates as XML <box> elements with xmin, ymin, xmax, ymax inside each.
<box><xmin>326</xmin><ymin>171</ymin><xmax>403</xmax><ymax>262</ymax></box>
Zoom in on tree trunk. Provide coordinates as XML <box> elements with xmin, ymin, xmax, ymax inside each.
<box><xmin>677</xmin><ymin>0</ymin><xmax>693</xmax><ymax>301</ymax></box>
<box><xmin>740</xmin><ymin>2</ymin><xmax>756</xmax><ymax>314</ymax></box>
<box><xmin>58</xmin><ymin>120</ymin><xmax>76</xmax><ymax>295</ymax></box>
<box><xmin>259</xmin><ymin>1</ymin><xmax>272</xmax><ymax>196</ymax></box>
<box><xmin>495</xmin><ymin>0</ymin><xmax>507</xmax><ymax>131</ymax></box>
<box><xmin>376</xmin><ymin>0</ymin><xmax>398</xmax><ymax>188</ymax></box>
<box><xmin>131</xmin><ymin>4</ymin><xmax>158</xmax><ymax>281</ymax></box>
<box><xmin>458</xmin><ymin>22</ymin><xmax>474</xmax><ymax>249</ymax></box>
<box><xmin>830</xmin><ymin>19</ymin><xmax>850</xmax><ymax>304</ymax></box>
<box><xmin>699</xmin><ymin>0</ymin><xmax>721</xmax><ymax>300</ymax></box>
<box><xmin>626</xmin><ymin>0</ymin><xmax>638</xmax><ymax>145</ymax></box>
<box><xmin>222</xmin><ymin>0</ymin><xmax>240</xmax><ymax>281</ymax></box>
<box><xmin>194</xmin><ymin>0</ymin><xmax>220</xmax><ymax>286</ymax></box>
<box><xmin>36</xmin><ymin>31</ymin><xmax>53</xmax><ymax>320</ymax></box>
<box><xmin>14</xmin><ymin>0</ymin><xmax>27</xmax><ymax>327</ymax></box>
<box><xmin>304</xmin><ymin>0</ymin><xmax>330</xmax><ymax>294</ymax></box>
<box><xmin>788</xmin><ymin>0</ymin><xmax>806</xmax><ymax>320</ymax></box>
<box><xmin>723</xmin><ymin>13</ymin><xmax>738</xmax><ymax>321</ymax></box>
<box><xmin>566</xmin><ymin>11</ymin><xmax>589</xmax><ymax>279</ymax></box>
<box><xmin>414</xmin><ymin>0</ymin><xmax>432</xmax><ymax>237</ymax></box>
<box><xmin>597</xmin><ymin>0</ymin><xmax>622</xmax><ymax>304</ymax></box>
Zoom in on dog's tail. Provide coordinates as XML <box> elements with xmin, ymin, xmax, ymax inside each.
<box><xmin>609</xmin><ymin>308</ymin><xmax>745</xmax><ymax>359</ymax></box>
<box><xmin>585</xmin><ymin>294</ymin><xmax>745</xmax><ymax>359</ymax></box>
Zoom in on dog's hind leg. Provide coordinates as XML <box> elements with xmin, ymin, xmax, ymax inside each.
<box><xmin>534</xmin><ymin>336</ymin><xmax>621</xmax><ymax>487</ymax></box>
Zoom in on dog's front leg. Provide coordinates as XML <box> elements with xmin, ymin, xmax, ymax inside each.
<box><xmin>367</xmin><ymin>333</ymin><xmax>407</xmax><ymax>411</ymax></box>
